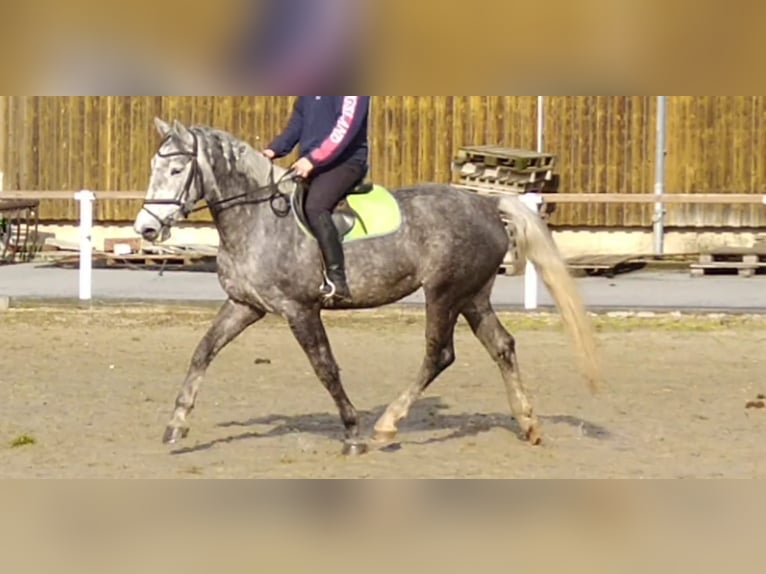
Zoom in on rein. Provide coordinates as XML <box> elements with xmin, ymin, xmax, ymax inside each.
<box><xmin>201</xmin><ymin>163</ymin><xmax>295</xmax><ymax>219</ymax></box>
<box><xmin>141</xmin><ymin>129</ymin><xmax>298</xmax><ymax>230</ymax></box>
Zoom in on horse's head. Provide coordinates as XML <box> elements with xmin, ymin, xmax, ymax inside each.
<box><xmin>134</xmin><ymin>118</ymin><xmax>206</xmax><ymax>243</ymax></box>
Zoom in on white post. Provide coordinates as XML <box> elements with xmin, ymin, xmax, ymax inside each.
<box><xmin>521</xmin><ymin>193</ymin><xmax>543</xmax><ymax>310</ymax></box>
<box><xmin>522</xmin><ymin>95</ymin><xmax>547</xmax><ymax>311</ymax></box>
<box><xmin>74</xmin><ymin>190</ymin><xmax>95</xmax><ymax>301</ymax></box>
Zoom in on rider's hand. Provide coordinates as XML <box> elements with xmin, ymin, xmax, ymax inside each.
<box><xmin>292</xmin><ymin>157</ymin><xmax>315</xmax><ymax>178</ymax></box>
<box><xmin>263</xmin><ymin>149</ymin><xmax>276</xmax><ymax>160</ymax></box>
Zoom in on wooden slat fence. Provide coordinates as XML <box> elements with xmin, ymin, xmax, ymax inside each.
<box><xmin>2</xmin><ymin>96</ymin><xmax>766</xmax><ymax>227</ymax></box>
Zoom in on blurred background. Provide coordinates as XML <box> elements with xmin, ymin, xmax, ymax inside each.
<box><xmin>2</xmin><ymin>0</ymin><xmax>764</xmax><ymax>93</ymax></box>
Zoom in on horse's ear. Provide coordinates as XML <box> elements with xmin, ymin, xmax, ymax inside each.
<box><xmin>154</xmin><ymin>117</ymin><xmax>172</xmax><ymax>138</ymax></box>
<box><xmin>172</xmin><ymin>120</ymin><xmax>195</xmax><ymax>148</ymax></box>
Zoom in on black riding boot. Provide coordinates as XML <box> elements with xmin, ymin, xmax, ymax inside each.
<box><xmin>312</xmin><ymin>212</ymin><xmax>352</xmax><ymax>302</ymax></box>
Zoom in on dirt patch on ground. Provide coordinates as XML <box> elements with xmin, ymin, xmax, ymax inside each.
<box><xmin>1</xmin><ymin>307</ymin><xmax>765</xmax><ymax>478</ymax></box>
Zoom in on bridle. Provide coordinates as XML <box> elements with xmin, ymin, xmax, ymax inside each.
<box><xmin>140</xmin><ymin>129</ymin><xmax>299</xmax><ymax>231</ymax></box>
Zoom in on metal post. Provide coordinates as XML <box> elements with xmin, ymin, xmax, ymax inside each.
<box><xmin>75</xmin><ymin>190</ymin><xmax>95</xmax><ymax>301</ymax></box>
<box><xmin>654</xmin><ymin>96</ymin><xmax>668</xmax><ymax>255</ymax></box>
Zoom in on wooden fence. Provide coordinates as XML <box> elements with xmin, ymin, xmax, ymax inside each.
<box><xmin>2</xmin><ymin>96</ymin><xmax>766</xmax><ymax>228</ymax></box>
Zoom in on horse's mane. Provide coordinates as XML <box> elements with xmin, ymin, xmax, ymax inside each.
<box><xmin>190</xmin><ymin>125</ymin><xmax>298</xmax><ymax>197</ymax></box>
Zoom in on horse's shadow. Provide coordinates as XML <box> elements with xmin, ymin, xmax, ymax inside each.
<box><xmin>170</xmin><ymin>397</ymin><xmax>612</xmax><ymax>456</ymax></box>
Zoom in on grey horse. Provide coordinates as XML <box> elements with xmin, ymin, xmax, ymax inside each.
<box><xmin>133</xmin><ymin>118</ymin><xmax>601</xmax><ymax>456</ymax></box>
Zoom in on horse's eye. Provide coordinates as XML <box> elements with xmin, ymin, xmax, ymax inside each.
<box><xmin>171</xmin><ymin>168</ymin><xmax>184</xmax><ymax>176</ymax></box>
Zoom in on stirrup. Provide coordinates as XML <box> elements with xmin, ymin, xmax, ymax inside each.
<box><xmin>320</xmin><ymin>271</ymin><xmax>351</xmax><ymax>302</ymax></box>
<box><xmin>320</xmin><ymin>274</ymin><xmax>338</xmax><ymax>300</ymax></box>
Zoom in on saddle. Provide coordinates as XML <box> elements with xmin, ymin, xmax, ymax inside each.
<box><xmin>293</xmin><ymin>180</ymin><xmax>374</xmax><ymax>239</ymax></box>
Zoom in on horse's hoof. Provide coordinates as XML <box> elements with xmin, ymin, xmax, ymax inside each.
<box><xmin>372</xmin><ymin>430</ymin><xmax>398</xmax><ymax>445</ymax></box>
<box><xmin>163</xmin><ymin>426</ymin><xmax>189</xmax><ymax>445</ymax></box>
<box><xmin>342</xmin><ymin>441</ymin><xmax>369</xmax><ymax>457</ymax></box>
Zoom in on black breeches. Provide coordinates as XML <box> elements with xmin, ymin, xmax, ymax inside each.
<box><xmin>304</xmin><ymin>161</ymin><xmax>367</xmax><ymax>231</ymax></box>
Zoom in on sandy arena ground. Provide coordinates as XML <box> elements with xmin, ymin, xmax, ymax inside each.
<box><xmin>1</xmin><ymin>306</ymin><xmax>765</xmax><ymax>478</ymax></box>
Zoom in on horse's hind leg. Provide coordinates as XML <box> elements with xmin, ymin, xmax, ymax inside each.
<box><xmin>461</xmin><ymin>286</ymin><xmax>542</xmax><ymax>445</ymax></box>
<box><xmin>163</xmin><ymin>299</ymin><xmax>265</xmax><ymax>444</ymax></box>
<box><xmin>373</xmin><ymin>297</ymin><xmax>459</xmax><ymax>444</ymax></box>
<box><xmin>286</xmin><ymin>308</ymin><xmax>366</xmax><ymax>456</ymax></box>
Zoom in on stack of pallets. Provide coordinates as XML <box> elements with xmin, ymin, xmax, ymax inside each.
<box><xmin>453</xmin><ymin>146</ymin><xmax>561</xmax><ymax>274</ymax></box>
<box><xmin>454</xmin><ymin>146</ymin><xmax>558</xmax><ymax>196</ymax></box>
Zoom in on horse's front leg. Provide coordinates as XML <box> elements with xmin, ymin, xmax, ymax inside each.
<box><xmin>286</xmin><ymin>307</ymin><xmax>368</xmax><ymax>456</ymax></box>
<box><xmin>163</xmin><ymin>299</ymin><xmax>266</xmax><ymax>444</ymax></box>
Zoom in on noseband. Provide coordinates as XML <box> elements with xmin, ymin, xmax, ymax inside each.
<box><xmin>140</xmin><ymin>129</ymin><xmax>297</xmax><ymax>232</ymax></box>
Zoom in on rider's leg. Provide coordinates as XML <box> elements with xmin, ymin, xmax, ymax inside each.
<box><xmin>305</xmin><ymin>161</ymin><xmax>367</xmax><ymax>301</ymax></box>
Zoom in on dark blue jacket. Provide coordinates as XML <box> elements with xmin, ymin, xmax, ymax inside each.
<box><xmin>267</xmin><ymin>96</ymin><xmax>370</xmax><ymax>171</ymax></box>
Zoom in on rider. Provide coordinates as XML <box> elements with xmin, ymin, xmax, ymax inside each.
<box><xmin>264</xmin><ymin>96</ymin><xmax>371</xmax><ymax>302</ymax></box>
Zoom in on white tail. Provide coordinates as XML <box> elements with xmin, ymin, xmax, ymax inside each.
<box><xmin>498</xmin><ymin>196</ymin><xmax>602</xmax><ymax>392</ymax></box>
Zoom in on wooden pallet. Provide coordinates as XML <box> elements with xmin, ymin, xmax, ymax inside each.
<box><xmin>52</xmin><ymin>251</ymin><xmax>217</xmax><ymax>272</ymax></box>
<box><xmin>457</xmin><ymin>178</ymin><xmax>549</xmax><ymax>195</ymax></box>
<box><xmin>690</xmin><ymin>247</ymin><xmax>766</xmax><ymax>277</ymax></box>
<box><xmin>455</xmin><ymin>147</ymin><xmax>556</xmax><ymax>172</ymax></box>
<box><xmin>102</xmin><ymin>253</ymin><xmax>215</xmax><ymax>269</ymax></box>
<box><xmin>690</xmin><ymin>262</ymin><xmax>763</xmax><ymax>278</ymax></box>
<box><xmin>457</xmin><ymin>163</ymin><xmax>554</xmax><ymax>183</ymax></box>
<box><xmin>566</xmin><ymin>254</ymin><xmax>647</xmax><ymax>278</ymax></box>
<box><xmin>634</xmin><ymin>253</ymin><xmax>700</xmax><ymax>270</ymax></box>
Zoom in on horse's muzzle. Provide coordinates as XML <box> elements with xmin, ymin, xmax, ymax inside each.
<box><xmin>140</xmin><ymin>227</ymin><xmax>161</xmax><ymax>243</ymax></box>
